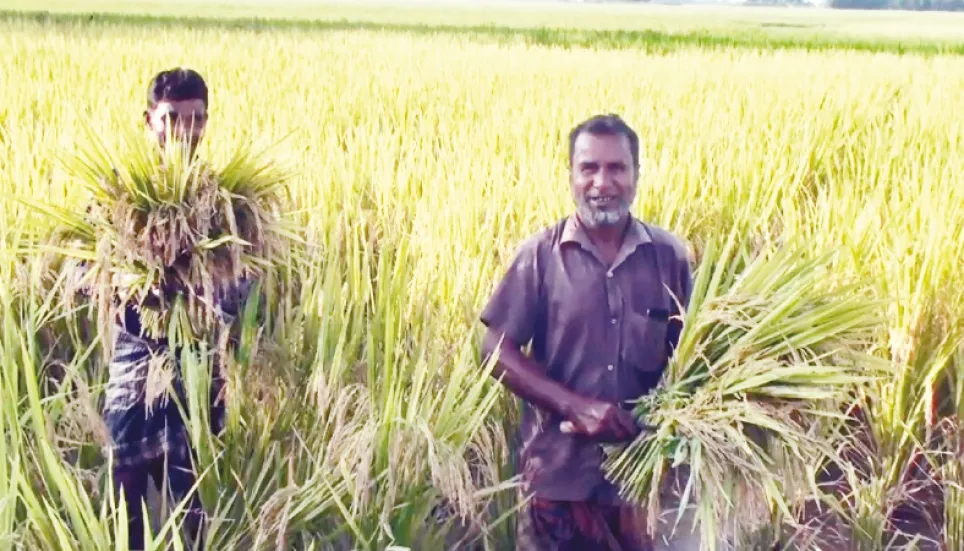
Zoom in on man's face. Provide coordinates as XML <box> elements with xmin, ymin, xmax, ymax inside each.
<box><xmin>569</xmin><ymin>131</ymin><xmax>638</xmax><ymax>229</ymax></box>
<box><xmin>145</xmin><ymin>98</ymin><xmax>207</xmax><ymax>153</ymax></box>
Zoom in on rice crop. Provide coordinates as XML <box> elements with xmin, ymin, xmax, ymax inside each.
<box><xmin>1</xmin><ymin>4</ymin><xmax>963</xmax><ymax>550</ymax></box>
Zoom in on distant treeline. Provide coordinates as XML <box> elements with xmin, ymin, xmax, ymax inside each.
<box><xmin>745</xmin><ymin>0</ymin><xmax>964</xmax><ymax>10</ymax></box>
<box><xmin>2</xmin><ymin>9</ymin><xmax>963</xmax><ymax>54</ymax></box>
<box><xmin>830</xmin><ymin>0</ymin><xmax>964</xmax><ymax>10</ymax></box>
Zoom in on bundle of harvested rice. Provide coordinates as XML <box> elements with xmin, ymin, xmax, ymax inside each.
<box><xmin>600</xmin><ymin>232</ymin><xmax>887</xmax><ymax>549</ymax></box>
<box><xmin>44</xmin><ymin>128</ymin><xmax>292</xmax><ymax>353</ymax></box>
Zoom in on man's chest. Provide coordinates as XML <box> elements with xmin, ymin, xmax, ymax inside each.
<box><xmin>534</xmin><ymin>248</ymin><xmax>674</xmax><ymax>393</ymax></box>
<box><xmin>542</xmin><ymin>249</ymin><xmax>669</xmax><ymax>324</ymax></box>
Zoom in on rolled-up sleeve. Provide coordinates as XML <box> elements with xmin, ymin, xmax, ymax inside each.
<box><xmin>480</xmin><ymin>237</ymin><xmax>543</xmax><ymax>348</ymax></box>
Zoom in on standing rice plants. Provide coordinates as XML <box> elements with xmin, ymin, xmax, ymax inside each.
<box><xmin>938</xmin><ymin>344</ymin><xmax>964</xmax><ymax>550</ymax></box>
<box><xmin>0</xmin><ymin>250</ymin><xmax>24</xmax><ymax>551</ymax></box>
<box><xmin>2</xmin><ymin>9</ymin><xmax>963</xmax><ymax>550</ymax></box>
<box><xmin>0</xmin><ymin>247</ymin><xmax>185</xmax><ymax>551</ymax></box>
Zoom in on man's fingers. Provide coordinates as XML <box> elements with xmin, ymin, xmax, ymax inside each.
<box><xmin>599</xmin><ymin>414</ymin><xmax>626</xmax><ymax>441</ymax></box>
<box><xmin>615</xmin><ymin>410</ymin><xmax>640</xmax><ymax>439</ymax></box>
<box><xmin>560</xmin><ymin>420</ymin><xmax>595</xmax><ymax>435</ymax></box>
<box><xmin>561</xmin><ymin>407</ymin><xmax>645</xmax><ymax>442</ymax></box>
<box><xmin>611</xmin><ymin>421</ymin><xmax>634</xmax><ymax>442</ymax></box>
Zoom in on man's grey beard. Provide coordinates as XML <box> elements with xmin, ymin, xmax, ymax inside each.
<box><xmin>575</xmin><ymin>196</ymin><xmax>633</xmax><ymax>228</ymax></box>
<box><xmin>577</xmin><ymin>206</ymin><xmax>624</xmax><ymax>228</ymax></box>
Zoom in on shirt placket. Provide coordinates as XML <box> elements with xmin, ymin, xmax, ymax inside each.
<box><xmin>603</xmin><ymin>266</ymin><xmax>623</xmax><ymax>400</ymax></box>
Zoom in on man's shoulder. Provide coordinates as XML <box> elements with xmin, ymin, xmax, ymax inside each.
<box><xmin>509</xmin><ymin>218</ymin><xmax>569</xmax><ymax>257</ymax></box>
<box><xmin>638</xmin><ymin>220</ymin><xmax>693</xmax><ymax>266</ymax></box>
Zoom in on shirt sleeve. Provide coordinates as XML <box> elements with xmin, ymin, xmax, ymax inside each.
<box><xmin>104</xmin><ymin>325</ymin><xmax>154</xmax><ymax>413</ymax></box>
<box><xmin>667</xmin><ymin>242</ymin><xmax>694</xmax><ymax>354</ymax></box>
<box><xmin>479</xmin><ymin>236</ymin><xmax>543</xmax><ymax>348</ymax></box>
<box><xmin>218</xmin><ymin>277</ymin><xmax>265</xmax><ymax>326</ymax></box>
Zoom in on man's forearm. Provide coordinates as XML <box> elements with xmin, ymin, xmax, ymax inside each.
<box><xmin>482</xmin><ymin>332</ymin><xmax>582</xmax><ymax>419</ymax></box>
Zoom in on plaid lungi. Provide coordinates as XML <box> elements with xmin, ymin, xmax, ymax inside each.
<box><xmin>103</xmin><ymin>324</ymin><xmax>226</xmax><ymax>469</ymax></box>
<box><xmin>515</xmin><ymin>495</ymin><xmax>655</xmax><ymax>551</ymax></box>
<box><xmin>101</xmin><ymin>277</ymin><xmax>254</xmax><ymax>469</ymax></box>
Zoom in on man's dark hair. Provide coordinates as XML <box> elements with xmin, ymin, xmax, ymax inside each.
<box><xmin>568</xmin><ymin>114</ymin><xmax>639</xmax><ymax>168</ymax></box>
<box><xmin>146</xmin><ymin>67</ymin><xmax>208</xmax><ymax>108</ymax></box>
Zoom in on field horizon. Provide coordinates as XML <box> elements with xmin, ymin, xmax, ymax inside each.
<box><xmin>4</xmin><ymin>0</ymin><xmax>964</xmax><ymax>46</ymax></box>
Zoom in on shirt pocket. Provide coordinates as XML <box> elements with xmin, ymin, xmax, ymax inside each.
<box><xmin>621</xmin><ymin>309</ymin><xmax>669</xmax><ymax>373</ymax></box>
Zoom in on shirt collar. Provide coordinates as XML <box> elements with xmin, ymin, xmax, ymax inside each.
<box><xmin>561</xmin><ymin>214</ymin><xmax>651</xmax><ymax>247</ymax></box>
<box><xmin>560</xmin><ymin>214</ymin><xmax>652</xmax><ymax>267</ymax></box>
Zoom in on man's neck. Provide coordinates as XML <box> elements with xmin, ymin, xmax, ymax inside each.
<box><xmin>576</xmin><ymin>214</ymin><xmax>631</xmax><ymax>249</ymax></box>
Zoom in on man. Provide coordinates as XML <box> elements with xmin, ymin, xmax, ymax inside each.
<box><xmin>86</xmin><ymin>67</ymin><xmax>249</xmax><ymax>551</ymax></box>
<box><xmin>480</xmin><ymin>114</ymin><xmax>693</xmax><ymax>550</ymax></box>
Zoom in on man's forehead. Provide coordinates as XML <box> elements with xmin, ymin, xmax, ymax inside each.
<box><xmin>572</xmin><ymin>132</ymin><xmax>632</xmax><ymax>162</ymax></box>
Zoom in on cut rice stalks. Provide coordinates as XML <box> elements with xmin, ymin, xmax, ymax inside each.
<box><xmin>602</xmin><ymin>231</ymin><xmax>888</xmax><ymax>550</ymax></box>
<box><xmin>36</xmin><ymin>126</ymin><xmax>293</xmax><ymax>356</ymax></box>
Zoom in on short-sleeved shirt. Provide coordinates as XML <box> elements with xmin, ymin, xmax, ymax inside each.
<box><xmin>480</xmin><ymin>215</ymin><xmax>693</xmax><ymax>504</ymax></box>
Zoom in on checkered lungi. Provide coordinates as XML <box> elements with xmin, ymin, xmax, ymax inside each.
<box><xmin>103</xmin><ymin>319</ymin><xmax>226</xmax><ymax>469</ymax></box>
<box><xmin>101</xmin><ymin>278</ymin><xmax>255</xmax><ymax>469</ymax></box>
<box><xmin>515</xmin><ymin>494</ymin><xmax>655</xmax><ymax>551</ymax></box>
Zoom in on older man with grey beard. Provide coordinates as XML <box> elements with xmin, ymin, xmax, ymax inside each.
<box><xmin>480</xmin><ymin>114</ymin><xmax>694</xmax><ymax>550</ymax></box>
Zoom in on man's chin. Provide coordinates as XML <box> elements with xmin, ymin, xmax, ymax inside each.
<box><xmin>578</xmin><ymin>208</ymin><xmax>629</xmax><ymax>229</ymax></box>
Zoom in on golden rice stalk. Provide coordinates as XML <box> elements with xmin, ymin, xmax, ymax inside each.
<box><xmin>42</xmin><ymin>126</ymin><xmax>291</xmax><ymax>354</ymax></box>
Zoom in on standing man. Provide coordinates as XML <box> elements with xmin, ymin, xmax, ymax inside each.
<box><xmin>480</xmin><ymin>114</ymin><xmax>693</xmax><ymax>550</ymax></box>
<box><xmin>95</xmin><ymin>67</ymin><xmax>247</xmax><ymax>551</ymax></box>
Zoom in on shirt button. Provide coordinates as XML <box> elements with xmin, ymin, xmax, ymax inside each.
<box><xmin>607</xmin><ymin>364</ymin><xmax>614</xmax><ymax>371</ymax></box>
<box><xmin>611</xmin><ymin>318</ymin><xmax>617</xmax><ymax>325</ymax></box>
<box><xmin>606</xmin><ymin>271</ymin><xmax>613</xmax><ymax>278</ymax></box>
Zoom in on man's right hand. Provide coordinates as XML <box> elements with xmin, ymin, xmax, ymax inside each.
<box><xmin>560</xmin><ymin>397</ymin><xmax>641</xmax><ymax>443</ymax></box>
<box><xmin>481</xmin><ymin>330</ymin><xmax>642</xmax><ymax>443</ymax></box>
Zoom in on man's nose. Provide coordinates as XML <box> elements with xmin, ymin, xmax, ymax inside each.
<box><xmin>592</xmin><ymin>170</ymin><xmax>615</xmax><ymax>190</ymax></box>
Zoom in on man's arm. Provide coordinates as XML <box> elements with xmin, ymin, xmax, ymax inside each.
<box><xmin>480</xmin><ymin>238</ymin><xmax>639</xmax><ymax>442</ymax></box>
<box><xmin>481</xmin><ymin>330</ymin><xmax>640</xmax><ymax>442</ymax></box>
<box><xmin>481</xmin><ymin>330</ymin><xmax>579</xmax><ymax>420</ymax></box>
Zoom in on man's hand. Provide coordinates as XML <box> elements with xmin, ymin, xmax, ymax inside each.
<box><xmin>560</xmin><ymin>397</ymin><xmax>641</xmax><ymax>443</ymax></box>
<box><xmin>481</xmin><ymin>330</ymin><xmax>642</xmax><ymax>443</ymax></box>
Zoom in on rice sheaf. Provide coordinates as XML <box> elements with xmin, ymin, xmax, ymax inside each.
<box><xmin>50</xmin><ymin>129</ymin><xmax>291</xmax><ymax>356</ymax></box>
